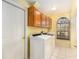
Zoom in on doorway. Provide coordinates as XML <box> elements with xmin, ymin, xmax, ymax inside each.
<box><xmin>2</xmin><ymin>0</ymin><xmax>26</xmax><ymax>59</ymax></box>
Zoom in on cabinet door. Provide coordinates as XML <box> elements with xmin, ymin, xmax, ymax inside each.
<box><xmin>49</xmin><ymin>18</ymin><xmax>52</xmax><ymax>28</ymax></box>
<box><xmin>46</xmin><ymin>17</ymin><xmax>50</xmax><ymax>28</ymax></box>
<box><xmin>46</xmin><ymin>17</ymin><xmax>52</xmax><ymax>28</ymax></box>
<box><xmin>34</xmin><ymin>9</ymin><xmax>41</xmax><ymax>27</ymax></box>
<box><xmin>41</xmin><ymin>14</ymin><xmax>46</xmax><ymax>27</ymax></box>
<box><xmin>28</xmin><ymin>6</ymin><xmax>34</xmax><ymax>26</ymax></box>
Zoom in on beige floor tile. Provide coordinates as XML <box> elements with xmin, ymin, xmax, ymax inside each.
<box><xmin>55</xmin><ymin>39</ymin><xmax>71</xmax><ymax>48</ymax></box>
<box><xmin>51</xmin><ymin>46</ymin><xmax>77</xmax><ymax>59</ymax></box>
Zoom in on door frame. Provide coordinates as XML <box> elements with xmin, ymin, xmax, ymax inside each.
<box><xmin>2</xmin><ymin>0</ymin><xmax>26</xmax><ymax>59</ymax></box>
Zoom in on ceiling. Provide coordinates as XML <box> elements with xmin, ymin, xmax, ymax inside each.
<box><xmin>34</xmin><ymin>0</ymin><xmax>71</xmax><ymax>15</ymax></box>
<box><xmin>12</xmin><ymin>0</ymin><xmax>75</xmax><ymax>16</ymax></box>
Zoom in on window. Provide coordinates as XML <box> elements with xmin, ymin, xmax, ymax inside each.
<box><xmin>57</xmin><ymin>17</ymin><xmax>70</xmax><ymax>40</ymax></box>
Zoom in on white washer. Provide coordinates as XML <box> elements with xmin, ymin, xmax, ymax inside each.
<box><xmin>30</xmin><ymin>35</ymin><xmax>55</xmax><ymax>59</ymax></box>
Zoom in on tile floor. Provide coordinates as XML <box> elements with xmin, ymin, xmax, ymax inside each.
<box><xmin>55</xmin><ymin>39</ymin><xmax>71</xmax><ymax>48</ymax></box>
<box><xmin>50</xmin><ymin>46</ymin><xmax>77</xmax><ymax>59</ymax></box>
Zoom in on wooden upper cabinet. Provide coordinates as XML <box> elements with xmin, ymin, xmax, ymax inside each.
<box><xmin>28</xmin><ymin>6</ymin><xmax>52</xmax><ymax>28</ymax></box>
<box><xmin>41</xmin><ymin>15</ymin><xmax>51</xmax><ymax>28</ymax></box>
<box><xmin>28</xmin><ymin>6</ymin><xmax>41</xmax><ymax>27</ymax></box>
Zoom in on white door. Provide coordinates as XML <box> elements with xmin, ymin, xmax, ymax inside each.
<box><xmin>2</xmin><ymin>1</ymin><xmax>25</xmax><ymax>59</ymax></box>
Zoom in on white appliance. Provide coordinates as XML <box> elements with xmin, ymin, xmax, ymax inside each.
<box><xmin>30</xmin><ymin>34</ymin><xmax>55</xmax><ymax>59</ymax></box>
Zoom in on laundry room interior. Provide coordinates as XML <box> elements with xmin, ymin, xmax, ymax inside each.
<box><xmin>2</xmin><ymin>0</ymin><xmax>77</xmax><ymax>59</ymax></box>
